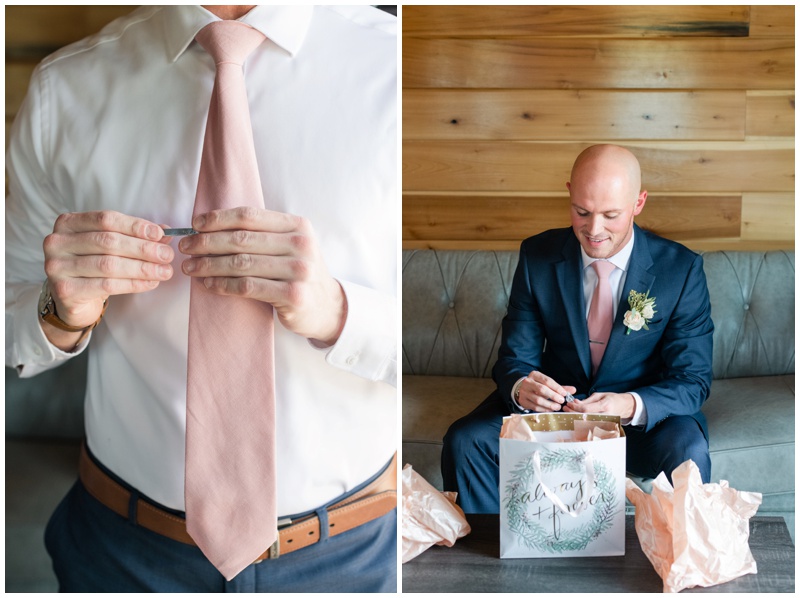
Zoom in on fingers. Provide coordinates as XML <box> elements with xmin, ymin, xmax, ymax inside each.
<box><xmin>564</xmin><ymin>392</ymin><xmax>635</xmax><ymax>419</ymax></box>
<box><xmin>43</xmin><ymin>211</ymin><xmax>175</xmax><ymax>325</ymax></box>
<box><xmin>49</xmin><ymin>253</ymin><xmax>174</xmax><ymax>281</ymax></box>
<box><xmin>53</xmin><ymin>210</ymin><xmax>164</xmax><ymax>241</ymax></box>
<box><xmin>46</xmin><ymin>230</ymin><xmax>174</xmax><ymax>265</ymax></box>
<box><xmin>182</xmin><ymin>207</ymin><xmax>344</xmax><ymax>343</ymax></box>
<box><xmin>181</xmin><ymin>253</ymin><xmax>302</xmax><ymax>281</ymax></box>
<box><xmin>178</xmin><ymin>229</ymin><xmax>304</xmax><ymax>258</ymax></box>
<box><xmin>518</xmin><ymin>371</ymin><xmax>576</xmax><ymax>413</ymax></box>
<box><xmin>193</xmin><ymin>207</ymin><xmax>306</xmax><ymax>235</ymax></box>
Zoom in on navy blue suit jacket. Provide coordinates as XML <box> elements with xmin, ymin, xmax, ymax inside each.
<box><xmin>492</xmin><ymin>225</ymin><xmax>714</xmax><ymax>436</ymax></box>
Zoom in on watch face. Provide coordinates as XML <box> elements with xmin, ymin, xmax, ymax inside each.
<box><xmin>38</xmin><ymin>280</ymin><xmax>52</xmax><ymax>315</ymax></box>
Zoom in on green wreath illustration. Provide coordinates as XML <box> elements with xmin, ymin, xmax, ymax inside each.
<box><xmin>503</xmin><ymin>448</ymin><xmax>618</xmax><ymax>553</ymax></box>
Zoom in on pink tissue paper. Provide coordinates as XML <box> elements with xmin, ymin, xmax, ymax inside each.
<box><xmin>401</xmin><ymin>464</ymin><xmax>471</xmax><ymax>563</ymax></box>
<box><xmin>625</xmin><ymin>459</ymin><xmax>762</xmax><ymax>593</ymax></box>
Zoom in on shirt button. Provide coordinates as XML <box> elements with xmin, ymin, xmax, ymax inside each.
<box><xmin>33</xmin><ymin>345</ymin><xmax>43</xmax><ymax>356</ymax></box>
<box><xmin>743</xmin><ymin>303</ymin><xmax>750</xmax><ymax>310</ymax></box>
<box><xmin>346</xmin><ymin>354</ymin><xmax>359</xmax><ymax>366</ymax></box>
<box><xmin>448</xmin><ymin>301</ymin><xmax>455</xmax><ymax>309</ymax></box>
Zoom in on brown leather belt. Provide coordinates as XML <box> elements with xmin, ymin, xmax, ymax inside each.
<box><xmin>79</xmin><ymin>444</ymin><xmax>397</xmax><ymax>561</ymax></box>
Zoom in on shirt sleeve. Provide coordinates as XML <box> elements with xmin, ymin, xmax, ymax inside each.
<box><xmin>316</xmin><ymin>278</ymin><xmax>396</xmax><ymax>387</ymax></box>
<box><xmin>5</xmin><ymin>63</ymin><xmax>86</xmax><ymax>377</ymax></box>
<box><xmin>621</xmin><ymin>391</ymin><xmax>647</xmax><ymax>427</ymax></box>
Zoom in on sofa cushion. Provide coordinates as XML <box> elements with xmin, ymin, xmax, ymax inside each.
<box><xmin>402</xmin><ymin>250</ymin><xmax>517</xmax><ymax>377</ymax></box>
<box><xmin>703</xmin><ymin>374</ymin><xmax>795</xmax><ymax>512</ymax></box>
<box><xmin>702</xmin><ymin>251</ymin><xmax>795</xmax><ymax>379</ymax></box>
<box><xmin>402</xmin><ymin>375</ymin><xmax>495</xmax><ymax>489</ymax></box>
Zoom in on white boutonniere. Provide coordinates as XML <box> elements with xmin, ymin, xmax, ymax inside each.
<box><xmin>623</xmin><ymin>290</ymin><xmax>656</xmax><ymax>335</ymax></box>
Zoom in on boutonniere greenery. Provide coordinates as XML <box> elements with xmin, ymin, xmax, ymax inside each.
<box><xmin>623</xmin><ymin>290</ymin><xmax>656</xmax><ymax>334</ymax></box>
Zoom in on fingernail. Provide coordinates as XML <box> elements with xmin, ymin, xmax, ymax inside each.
<box><xmin>159</xmin><ymin>265</ymin><xmax>172</xmax><ymax>278</ymax></box>
<box><xmin>145</xmin><ymin>225</ymin><xmax>160</xmax><ymax>240</ymax></box>
<box><xmin>203</xmin><ymin>278</ymin><xmax>213</xmax><ymax>289</ymax></box>
<box><xmin>183</xmin><ymin>260</ymin><xmax>196</xmax><ymax>273</ymax></box>
<box><xmin>194</xmin><ymin>215</ymin><xmax>206</xmax><ymax>229</ymax></box>
<box><xmin>157</xmin><ymin>245</ymin><xmax>172</xmax><ymax>261</ymax></box>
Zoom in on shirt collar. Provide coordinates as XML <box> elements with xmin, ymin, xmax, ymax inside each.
<box><xmin>580</xmin><ymin>231</ymin><xmax>636</xmax><ymax>273</ymax></box>
<box><xmin>161</xmin><ymin>5</ymin><xmax>314</xmax><ymax>63</ymax></box>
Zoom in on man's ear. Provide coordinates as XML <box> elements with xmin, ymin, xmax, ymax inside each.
<box><xmin>633</xmin><ymin>190</ymin><xmax>647</xmax><ymax>216</ymax></box>
<box><xmin>566</xmin><ymin>181</ymin><xmax>571</xmax><ymax>193</ymax></box>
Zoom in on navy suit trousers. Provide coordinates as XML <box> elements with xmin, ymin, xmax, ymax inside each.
<box><xmin>442</xmin><ymin>391</ymin><xmax>711</xmax><ymax>514</ymax></box>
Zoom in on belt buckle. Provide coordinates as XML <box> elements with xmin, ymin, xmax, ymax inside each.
<box><xmin>254</xmin><ymin>517</ymin><xmax>292</xmax><ymax>564</ymax></box>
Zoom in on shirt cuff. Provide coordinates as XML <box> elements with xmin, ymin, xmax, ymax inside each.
<box><xmin>315</xmin><ymin>279</ymin><xmax>396</xmax><ymax>387</ymax></box>
<box><xmin>510</xmin><ymin>376</ymin><xmax>530</xmax><ymax>412</ymax></box>
<box><xmin>621</xmin><ymin>391</ymin><xmax>647</xmax><ymax>427</ymax></box>
<box><xmin>6</xmin><ymin>283</ymin><xmax>90</xmax><ymax>378</ymax></box>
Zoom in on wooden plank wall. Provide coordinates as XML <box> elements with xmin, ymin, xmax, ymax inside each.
<box><xmin>6</xmin><ymin>6</ymin><xmax>136</xmax><ymax>148</ymax></box>
<box><xmin>403</xmin><ymin>6</ymin><xmax>795</xmax><ymax>252</ymax></box>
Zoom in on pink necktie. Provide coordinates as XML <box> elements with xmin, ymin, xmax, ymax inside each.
<box><xmin>185</xmin><ymin>21</ymin><xmax>276</xmax><ymax>581</ymax></box>
<box><xmin>587</xmin><ymin>260</ymin><xmax>616</xmax><ymax>375</ymax></box>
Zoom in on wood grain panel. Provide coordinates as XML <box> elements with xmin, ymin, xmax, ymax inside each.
<box><xmin>403</xmin><ymin>90</ymin><xmax>745</xmax><ymax>141</ymax></box>
<box><xmin>749</xmin><ymin>5</ymin><xmax>795</xmax><ymax>38</ymax></box>
<box><xmin>402</xmin><ymin>6</ymin><xmax>751</xmax><ymax>38</ymax></box>
<box><xmin>741</xmin><ymin>193</ymin><xmax>795</xmax><ymax>240</ymax></box>
<box><xmin>6</xmin><ymin>6</ymin><xmax>135</xmax><ymax>53</ymax></box>
<box><xmin>746</xmin><ymin>92</ymin><xmax>795</xmax><ymax>138</ymax></box>
<box><xmin>6</xmin><ymin>62</ymin><xmax>36</xmax><ymax>119</ymax></box>
<box><xmin>403</xmin><ymin>194</ymin><xmax>741</xmax><ymax>242</ymax></box>
<box><xmin>403</xmin><ymin>141</ymin><xmax>794</xmax><ymax>193</ymax></box>
<box><xmin>402</xmin><ymin>37</ymin><xmax>794</xmax><ymax>90</ymax></box>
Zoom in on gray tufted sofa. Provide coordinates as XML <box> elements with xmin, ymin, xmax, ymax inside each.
<box><xmin>402</xmin><ymin>249</ymin><xmax>795</xmax><ymax>538</ymax></box>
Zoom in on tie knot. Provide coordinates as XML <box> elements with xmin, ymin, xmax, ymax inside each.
<box><xmin>196</xmin><ymin>21</ymin><xmax>266</xmax><ymax>66</ymax></box>
<box><xmin>592</xmin><ymin>260</ymin><xmax>616</xmax><ymax>280</ymax></box>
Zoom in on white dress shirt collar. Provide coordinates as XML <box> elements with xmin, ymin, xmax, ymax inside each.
<box><xmin>161</xmin><ymin>5</ymin><xmax>314</xmax><ymax>63</ymax></box>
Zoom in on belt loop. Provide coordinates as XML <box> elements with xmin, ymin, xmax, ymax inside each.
<box><xmin>127</xmin><ymin>490</ymin><xmax>139</xmax><ymax>525</ymax></box>
<box><xmin>316</xmin><ymin>507</ymin><xmax>330</xmax><ymax>543</ymax></box>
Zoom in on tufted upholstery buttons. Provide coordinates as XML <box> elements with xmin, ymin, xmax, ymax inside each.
<box><xmin>402</xmin><ymin>250</ymin><xmax>518</xmax><ymax>377</ymax></box>
<box><xmin>702</xmin><ymin>250</ymin><xmax>794</xmax><ymax>379</ymax></box>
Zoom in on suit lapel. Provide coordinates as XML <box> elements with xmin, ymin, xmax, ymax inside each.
<box><xmin>597</xmin><ymin>226</ymin><xmax>656</xmax><ymax>377</ymax></box>
<box><xmin>555</xmin><ymin>235</ymin><xmax>592</xmax><ymax>381</ymax></box>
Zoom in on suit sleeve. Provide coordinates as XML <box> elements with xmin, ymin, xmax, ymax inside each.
<box><xmin>492</xmin><ymin>242</ymin><xmax>546</xmax><ymax>412</ymax></box>
<box><xmin>632</xmin><ymin>253</ymin><xmax>714</xmax><ymax>432</ymax></box>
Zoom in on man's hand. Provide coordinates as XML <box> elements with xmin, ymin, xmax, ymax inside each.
<box><xmin>516</xmin><ymin>370</ymin><xmax>577</xmax><ymax>412</ymax></box>
<box><xmin>42</xmin><ymin>211</ymin><xmax>175</xmax><ymax>348</ymax></box>
<box><xmin>564</xmin><ymin>392</ymin><xmax>636</xmax><ymax>419</ymax></box>
<box><xmin>179</xmin><ymin>207</ymin><xmax>347</xmax><ymax>345</ymax></box>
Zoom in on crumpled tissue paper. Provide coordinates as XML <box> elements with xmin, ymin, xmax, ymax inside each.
<box><xmin>625</xmin><ymin>459</ymin><xmax>762</xmax><ymax>593</ymax></box>
<box><xmin>500</xmin><ymin>413</ymin><xmax>537</xmax><ymax>440</ymax></box>
<box><xmin>401</xmin><ymin>464</ymin><xmax>471</xmax><ymax>563</ymax></box>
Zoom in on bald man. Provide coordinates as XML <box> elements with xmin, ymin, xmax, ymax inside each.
<box><xmin>442</xmin><ymin>145</ymin><xmax>714</xmax><ymax>513</ymax></box>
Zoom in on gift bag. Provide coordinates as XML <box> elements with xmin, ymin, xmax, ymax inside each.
<box><xmin>499</xmin><ymin>413</ymin><xmax>626</xmax><ymax>558</ymax></box>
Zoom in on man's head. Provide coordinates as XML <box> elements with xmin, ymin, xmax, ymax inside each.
<box><xmin>566</xmin><ymin>144</ymin><xmax>647</xmax><ymax>259</ymax></box>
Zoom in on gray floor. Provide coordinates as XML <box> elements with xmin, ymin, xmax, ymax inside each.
<box><xmin>6</xmin><ymin>440</ymin><xmax>80</xmax><ymax>593</ymax></box>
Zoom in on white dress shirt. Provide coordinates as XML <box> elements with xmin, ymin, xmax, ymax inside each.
<box><xmin>6</xmin><ymin>5</ymin><xmax>397</xmax><ymax>515</ymax></box>
<box><xmin>512</xmin><ymin>234</ymin><xmax>646</xmax><ymax>426</ymax></box>
<box><xmin>579</xmin><ymin>236</ymin><xmax>646</xmax><ymax>426</ymax></box>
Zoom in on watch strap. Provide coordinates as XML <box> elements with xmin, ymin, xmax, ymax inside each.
<box><xmin>40</xmin><ymin>293</ymin><xmax>108</xmax><ymax>334</ymax></box>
